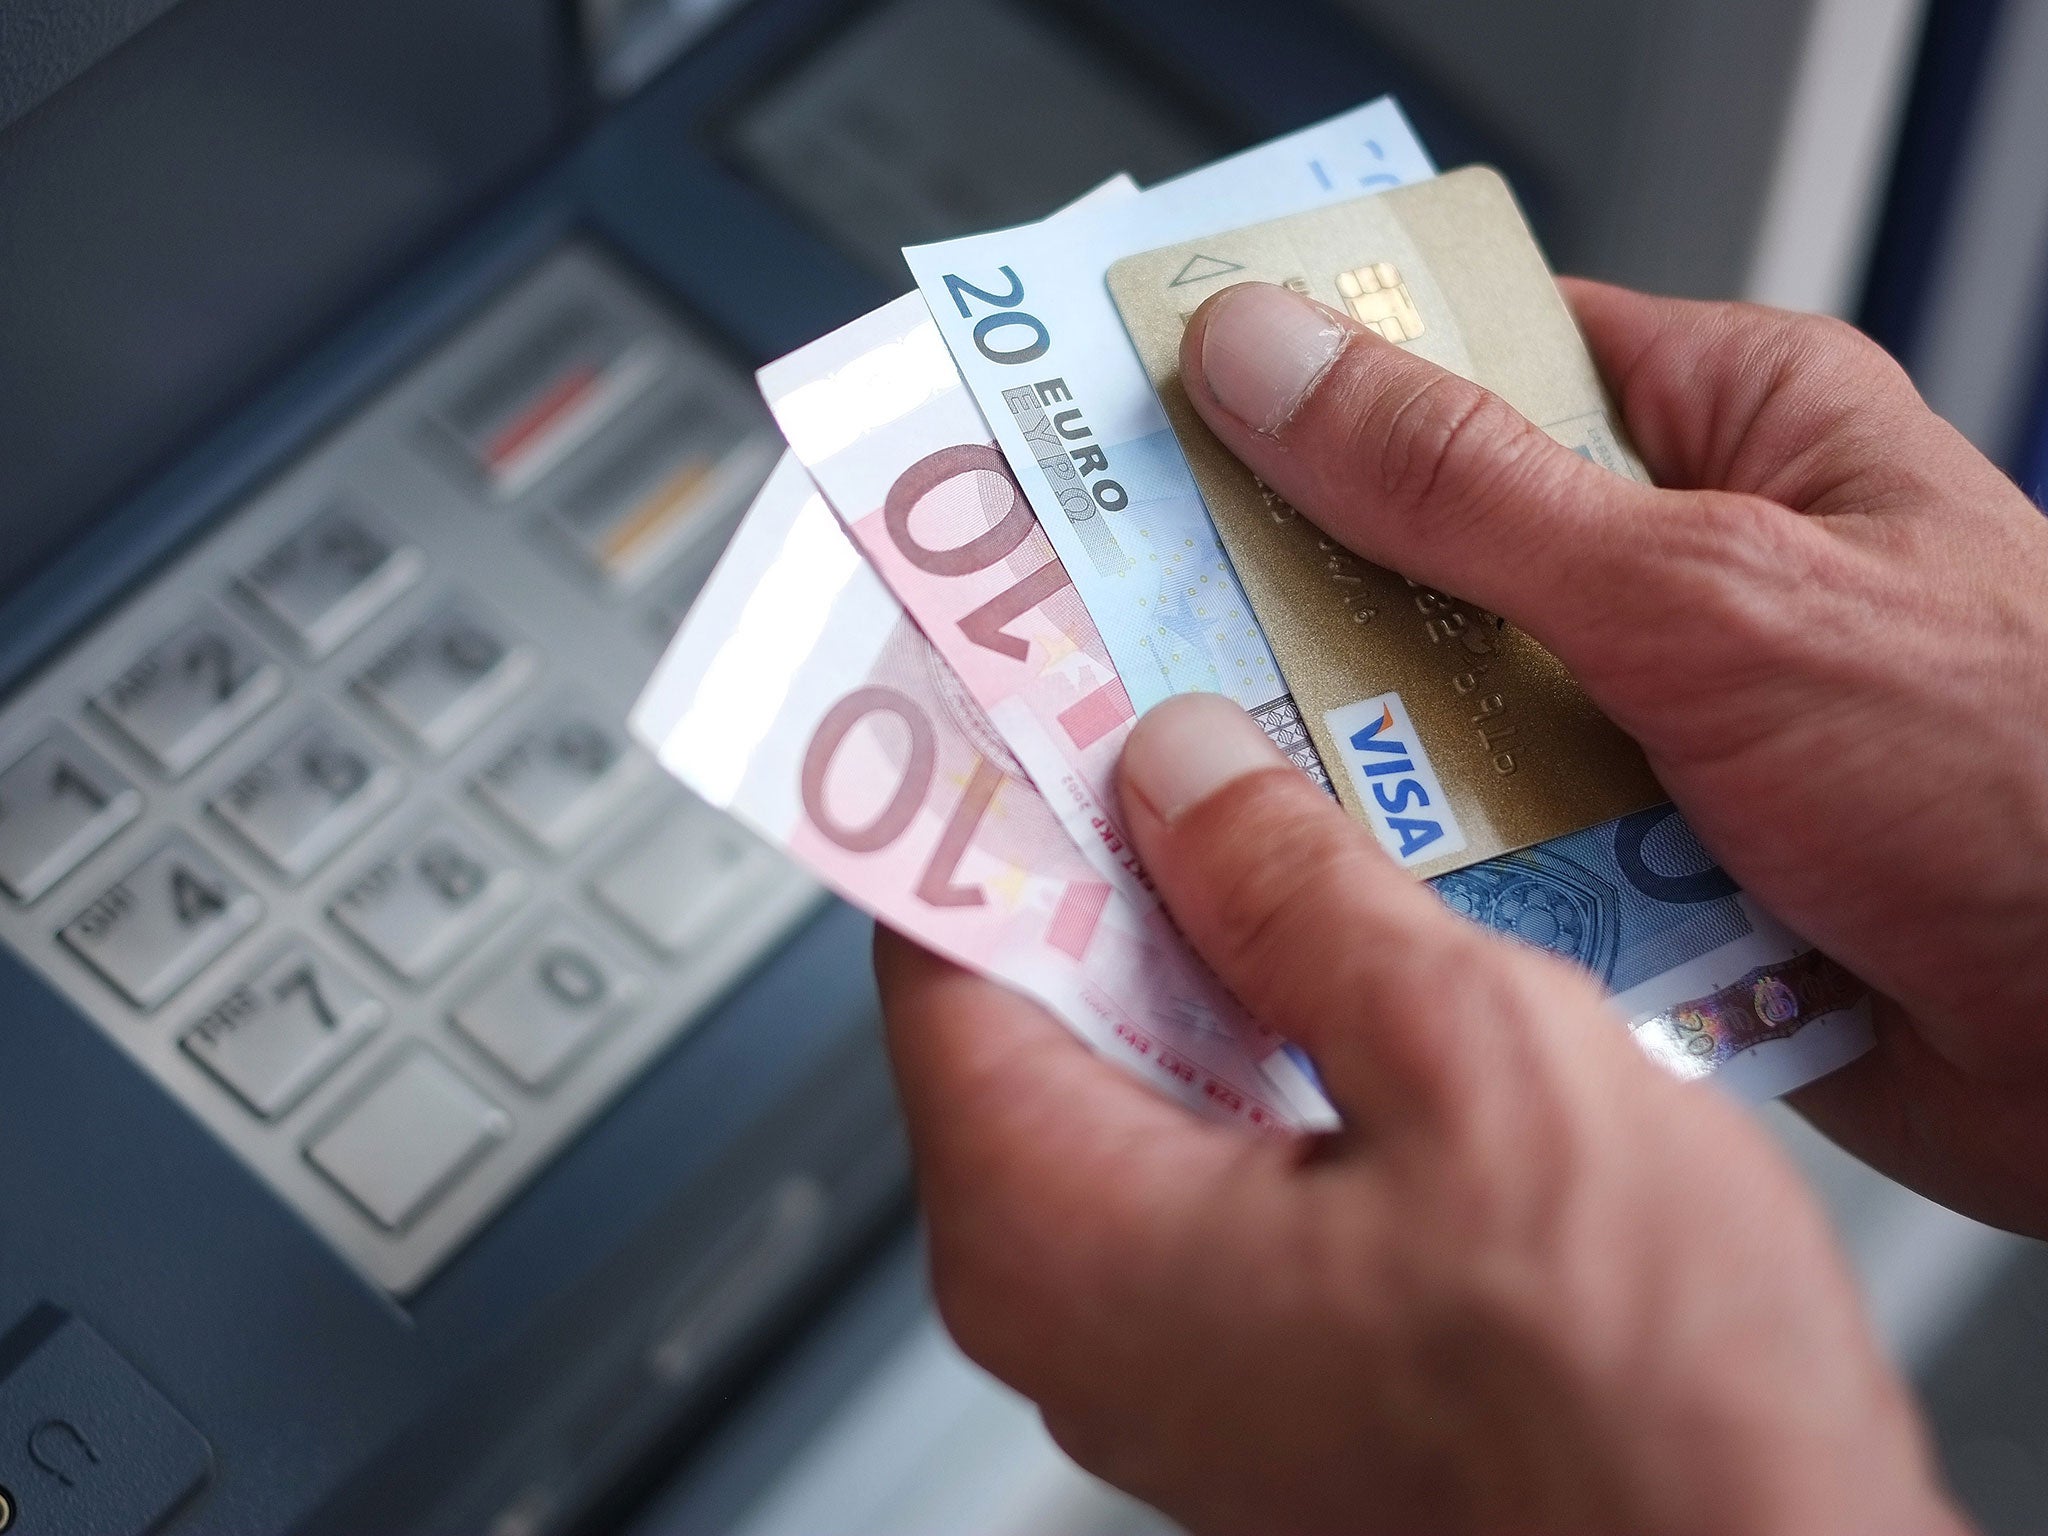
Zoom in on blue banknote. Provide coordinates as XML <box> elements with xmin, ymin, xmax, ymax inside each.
<box><xmin>1433</xmin><ymin>805</ymin><xmax>1748</xmax><ymax>996</ymax></box>
<box><xmin>1429</xmin><ymin>805</ymin><xmax>1872</xmax><ymax>1097</ymax></box>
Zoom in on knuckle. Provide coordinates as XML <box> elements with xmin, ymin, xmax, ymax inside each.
<box><xmin>1037</xmin><ymin>1406</ymin><xmax>1169</xmax><ymax>1514</ymax></box>
<box><xmin>921</xmin><ymin>1155</ymin><xmax>1140</xmax><ymax>1392</ymax></box>
<box><xmin>1661</xmin><ymin>493</ymin><xmax>1846</xmax><ymax>659</ymax></box>
<box><xmin>1317</xmin><ymin>357</ymin><xmax>1595</xmax><ymax>566</ymax></box>
<box><xmin>1756</xmin><ymin>309</ymin><xmax>1916</xmax><ymax>414</ymax></box>
<box><xmin>1410</xmin><ymin>964</ymin><xmax>1602</xmax><ymax>1192</ymax></box>
<box><xmin>1660</xmin><ymin>490</ymin><xmax>1789</xmax><ymax>588</ymax></box>
<box><xmin>1347</xmin><ymin>368</ymin><xmax>1539</xmax><ymax>523</ymax></box>
<box><xmin>1707</xmin><ymin>300</ymin><xmax>1872</xmax><ymax>375</ymax></box>
<box><xmin>1385</xmin><ymin>931</ymin><xmax>1560</xmax><ymax>1114</ymax></box>
<box><xmin>1192</xmin><ymin>782</ymin><xmax>1363</xmax><ymax>994</ymax></box>
<box><xmin>1655</xmin><ymin>492</ymin><xmax>1799</xmax><ymax>606</ymax></box>
<box><xmin>1782</xmin><ymin>309</ymin><xmax>1891</xmax><ymax>373</ymax></box>
<box><xmin>919</xmin><ymin>1155</ymin><xmax>1061</xmax><ymax>1343</ymax></box>
<box><xmin>1366</xmin><ymin>371</ymin><xmax>1487</xmax><ymax>506</ymax></box>
<box><xmin>1038</xmin><ymin>1405</ymin><xmax>1115</xmax><ymax>1478</ymax></box>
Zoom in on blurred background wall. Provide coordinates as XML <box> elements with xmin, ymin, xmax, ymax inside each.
<box><xmin>1334</xmin><ymin>0</ymin><xmax>1925</xmax><ymax>311</ymax></box>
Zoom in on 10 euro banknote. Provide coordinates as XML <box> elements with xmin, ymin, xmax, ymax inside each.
<box><xmin>631</xmin><ymin>455</ymin><xmax>1332</xmax><ymax>1129</ymax></box>
<box><xmin>761</xmin><ymin>293</ymin><xmax>1153</xmax><ymax>912</ymax></box>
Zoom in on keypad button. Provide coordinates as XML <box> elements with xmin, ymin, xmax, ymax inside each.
<box><xmin>452</xmin><ymin>918</ymin><xmax>642</xmax><ymax>1090</ymax></box>
<box><xmin>183</xmin><ymin>943</ymin><xmax>384</xmax><ymax>1118</ymax></box>
<box><xmin>92</xmin><ymin>616</ymin><xmax>285</xmax><ymax>777</ymax></box>
<box><xmin>0</xmin><ymin>728</ymin><xmax>143</xmax><ymax>902</ymax></box>
<box><xmin>428</xmin><ymin>302</ymin><xmax>664</xmax><ymax>497</ymax></box>
<box><xmin>351</xmin><ymin>603</ymin><xmax>536</xmax><ymax>756</ymax></box>
<box><xmin>209</xmin><ymin>719</ymin><xmax>402</xmax><ymax>882</ymax></box>
<box><xmin>543</xmin><ymin>384</ymin><xmax>778</xmax><ymax>593</ymax></box>
<box><xmin>329</xmin><ymin>820</ymin><xmax>525</xmax><ymax>985</ymax></box>
<box><xmin>590</xmin><ymin>804</ymin><xmax>779</xmax><ymax>957</ymax></box>
<box><xmin>470</xmin><ymin>714</ymin><xmax>649</xmax><ymax>857</ymax></box>
<box><xmin>237</xmin><ymin>505</ymin><xmax>424</xmax><ymax>659</ymax></box>
<box><xmin>305</xmin><ymin>1047</ymin><xmax>508</xmax><ymax>1230</ymax></box>
<box><xmin>60</xmin><ymin>834</ymin><xmax>263</xmax><ymax>1008</ymax></box>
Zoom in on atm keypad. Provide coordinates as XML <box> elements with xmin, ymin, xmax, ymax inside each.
<box><xmin>352</xmin><ymin>603</ymin><xmax>536</xmax><ymax>757</ymax></box>
<box><xmin>471</xmin><ymin>713</ymin><xmax>648</xmax><ymax>857</ymax></box>
<box><xmin>0</xmin><ymin>730</ymin><xmax>144</xmax><ymax>902</ymax></box>
<box><xmin>329</xmin><ymin>820</ymin><xmax>527</xmax><ymax>985</ymax></box>
<box><xmin>209</xmin><ymin>720</ymin><xmax>403</xmax><ymax>881</ymax></box>
<box><xmin>452</xmin><ymin>916</ymin><xmax>643</xmax><ymax>1090</ymax></box>
<box><xmin>60</xmin><ymin>835</ymin><xmax>263</xmax><ymax>1008</ymax></box>
<box><xmin>183</xmin><ymin>943</ymin><xmax>384</xmax><ymax>1118</ymax></box>
<box><xmin>0</xmin><ymin>244</ymin><xmax>817</xmax><ymax>1294</ymax></box>
<box><xmin>93</xmin><ymin>615</ymin><xmax>285</xmax><ymax>777</ymax></box>
<box><xmin>238</xmin><ymin>506</ymin><xmax>424</xmax><ymax>659</ymax></box>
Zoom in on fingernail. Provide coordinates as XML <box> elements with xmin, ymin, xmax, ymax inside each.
<box><xmin>1122</xmin><ymin>693</ymin><xmax>1285</xmax><ymax>824</ymax></box>
<box><xmin>1197</xmin><ymin>282</ymin><xmax>1349</xmax><ymax>434</ymax></box>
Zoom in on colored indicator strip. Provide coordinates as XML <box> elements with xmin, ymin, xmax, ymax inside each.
<box><xmin>598</xmin><ymin>457</ymin><xmax>715</xmax><ymax>575</ymax></box>
<box><xmin>435</xmin><ymin>306</ymin><xmax>662</xmax><ymax>496</ymax></box>
<box><xmin>1632</xmin><ymin>950</ymin><xmax>1867</xmax><ymax>1079</ymax></box>
<box><xmin>483</xmin><ymin>361</ymin><xmax>603</xmax><ymax>476</ymax></box>
<box><xmin>550</xmin><ymin>392</ymin><xmax>777</xmax><ymax>591</ymax></box>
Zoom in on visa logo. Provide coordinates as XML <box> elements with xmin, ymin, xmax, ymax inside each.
<box><xmin>1323</xmin><ymin>692</ymin><xmax>1468</xmax><ymax>866</ymax></box>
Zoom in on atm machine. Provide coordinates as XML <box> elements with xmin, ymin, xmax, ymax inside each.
<box><xmin>0</xmin><ymin>3</ymin><xmax>1493</xmax><ymax>1532</ymax></box>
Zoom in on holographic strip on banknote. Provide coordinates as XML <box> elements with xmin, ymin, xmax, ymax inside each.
<box><xmin>1433</xmin><ymin>809</ymin><xmax>1873</xmax><ymax>1097</ymax></box>
<box><xmin>1634</xmin><ymin>952</ymin><xmax>1870</xmax><ymax>1082</ymax></box>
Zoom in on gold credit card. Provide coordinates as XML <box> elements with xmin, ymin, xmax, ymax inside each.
<box><xmin>1107</xmin><ymin>165</ymin><xmax>1663</xmax><ymax>879</ymax></box>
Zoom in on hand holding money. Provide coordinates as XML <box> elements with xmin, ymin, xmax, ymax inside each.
<box><xmin>879</xmin><ymin>694</ymin><xmax>1960</xmax><ymax>1536</ymax></box>
<box><xmin>878</xmin><ymin>270</ymin><xmax>2048</xmax><ymax>1536</ymax></box>
<box><xmin>1174</xmin><ymin>274</ymin><xmax>2048</xmax><ymax>1234</ymax></box>
<box><xmin>641</xmin><ymin>107</ymin><xmax>1881</xmax><ymax>1115</ymax></box>
<box><xmin>622</xmin><ymin>93</ymin><xmax>2048</xmax><ymax>1533</ymax></box>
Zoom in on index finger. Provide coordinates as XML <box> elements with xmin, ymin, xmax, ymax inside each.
<box><xmin>874</xmin><ymin>928</ymin><xmax>1272</xmax><ymax>1382</ymax></box>
<box><xmin>1557</xmin><ymin>277</ymin><xmax>1938</xmax><ymax>508</ymax></box>
<box><xmin>876</xmin><ymin>926</ymin><xmax>1237</xmax><ymax>1216</ymax></box>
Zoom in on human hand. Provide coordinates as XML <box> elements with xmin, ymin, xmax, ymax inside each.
<box><xmin>1181</xmin><ymin>279</ymin><xmax>2048</xmax><ymax>1234</ymax></box>
<box><xmin>880</xmin><ymin>693</ymin><xmax>1961</xmax><ymax>1536</ymax></box>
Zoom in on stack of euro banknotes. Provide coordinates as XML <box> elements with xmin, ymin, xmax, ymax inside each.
<box><xmin>631</xmin><ymin>97</ymin><xmax>1874</xmax><ymax>1131</ymax></box>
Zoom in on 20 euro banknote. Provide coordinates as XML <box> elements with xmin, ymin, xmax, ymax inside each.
<box><xmin>902</xmin><ymin>97</ymin><xmax>1433</xmax><ymax>751</ymax></box>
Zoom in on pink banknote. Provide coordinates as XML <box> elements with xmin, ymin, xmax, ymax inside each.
<box><xmin>631</xmin><ymin>455</ymin><xmax>1330</xmax><ymax>1130</ymax></box>
<box><xmin>761</xmin><ymin>297</ymin><xmax>1153</xmax><ymax>909</ymax></box>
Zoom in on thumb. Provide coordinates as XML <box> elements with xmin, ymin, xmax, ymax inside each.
<box><xmin>1119</xmin><ymin>691</ymin><xmax>1627</xmax><ymax>1127</ymax></box>
<box><xmin>1179</xmin><ymin>280</ymin><xmax>1678</xmax><ymax>631</ymax></box>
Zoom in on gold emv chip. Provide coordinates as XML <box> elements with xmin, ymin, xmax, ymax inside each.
<box><xmin>1336</xmin><ymin>263</ymin><xmax>1424</xmax><ymax>342</ymax></box>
